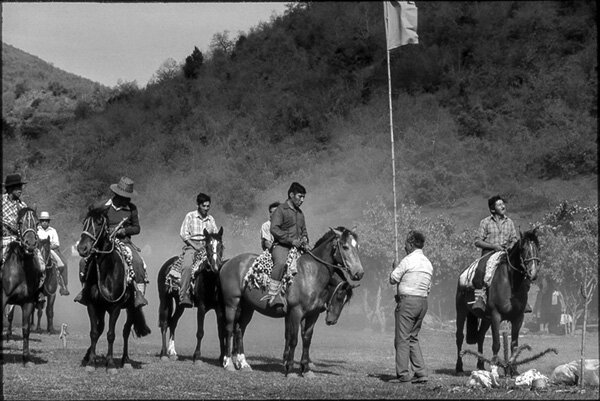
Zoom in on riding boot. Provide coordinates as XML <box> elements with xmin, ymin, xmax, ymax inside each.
<box><xmin>472</xmin><ymin>288</ymin><xmax>487</xmax><ymax>313</ymax></box>
<box><xmin>58</xmin><ymin>268</ymin><xmax>70</xmax><ymax>296</ymax></box>
<box><xmin>524</xmin><ymin>302</ymin><xmax>532</xmax><ymax>313</ymax></box>
<box><xmin>264</xmin><ymin>279</ymin><xmax>286</xmax><ymax>312</ymax></box>
<box><xmin>132</xmin><ymin>280</ymin><xmax>148</xmax><ymax>308</ymax></box>
<box><xmin>179</xmin><ymin>267</ymin><xmax>193</xmax><ymax>308</ymax></box>
<box><xmin>74</xmin><ymin>284</ymin><xmax>88</xmax><ymax>305</ymax></box>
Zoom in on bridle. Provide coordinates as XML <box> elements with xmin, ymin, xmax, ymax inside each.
<box><xmin>17</xmin><ymin>209</ymin><xmax>38</xmax><ymax>252</ymax></box>
<box><xmin>205</xmin><ymin>236</ymin><xmax>224</xmax><ymax>272</ymax></box>
<box><xmin>81</xmin><ymin>214</ymin><xmax>122</xmax><ymax>254</ymax></box>
<box><xmin>506</xmin><ymin>238</ymin><xmax>540</xmax><ymax>280</ymax></box>
<box><xmin>305</xmin><ymin>233</ymin><xmax>357</xmax><ymax>281</ymax></box>
<box><xmin>326</xmin><ymin>280</ymin><xmax>348</xmax><ymax>309</ymax></box>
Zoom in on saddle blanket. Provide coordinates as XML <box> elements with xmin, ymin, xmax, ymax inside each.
<box><xmin>165</xmin><ymin>248</ymin><xmax>207</xmax><ymax>291</ymax></box>
<box><xmin>459</xmin><ymin>251</ymin><xmax>504</xmax><ymax>289</ymax></box>
<box><xmin>114</xmin><ymin>239</ymin><xmax>135</xmax><ymax>284</ymax></box>
<box><xmin>244</xmin><ymin>248</ymin><xmax>299</xmax><ymax>291</ymax></box>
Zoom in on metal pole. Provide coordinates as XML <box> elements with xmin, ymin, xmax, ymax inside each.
<box><xmin>384</xmin><ymin>2</ymin><xmax>399</xmax><ymax>262</ymax></box>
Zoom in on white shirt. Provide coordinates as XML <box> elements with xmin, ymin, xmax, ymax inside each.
<box><xmin>389</xmin><ymin>249</ymin><xmax>433</xmax><ymax>297</ymax></box>
<box><xmin>261</xmin><ymin>221</ymin><xmax>273</xmax><ymax>242</ymax></box>
<box><xmin>38</xmin><ymin>226</ymin><xmax>60</xmax><ymax>249</ymax></box>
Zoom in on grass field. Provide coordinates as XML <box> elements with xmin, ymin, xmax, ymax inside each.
<box><xmin>2</xmin><ymin>309</ymin><xmax>598</xmax><ymax>400</ymax></box>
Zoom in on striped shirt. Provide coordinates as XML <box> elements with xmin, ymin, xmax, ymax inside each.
<box><xmin>390</xmin><ymin>249</ymin><xmax>433</xmax><ymax>298</ymax></box>
<box><xmin>476</xmin><ymin>214</ymin><xmax>517</xmax><ymax>255</ymax></box>
<box><xmin>2</xmin><ymin>193</ymin><xmax>27</xmax><ymax>237</ymax></box>
<box><xmin>180</xmin><ymin>210</ymin><xmax>217</xmax><ymax>243</ymax></box>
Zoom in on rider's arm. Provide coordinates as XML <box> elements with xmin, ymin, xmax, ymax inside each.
<box><xmin>122</xmin><ymin>205</ymin><xmax>140</xmax><ymax>237</ymax></box>
<box><xmin>270</xmin><ymin>206</ymin><xmax>292</xmax><ymax>246</ymax></box>
<box><xmin>49</xmin><ymin>227</ymin><xmax>60</xmax><ymax>249</ymax></box>
<box><xmin>474</xmin><ymin>219</ymin><xmax>503</xmax><ymax>252</ymax></box>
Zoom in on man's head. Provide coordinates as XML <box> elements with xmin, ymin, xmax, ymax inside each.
<box><xmin>197</xmin><ymin>193</ymin><xmax>211</xmax><ymax>217</ymax></box>
<box><xmin>4</xmin><ymin>174</ymin><xmax>26</xmax><ymax>199</ymax></box>
<box><xmin>287</xmin><ymin>182</ymin><xmax>306</xmax><ymax>209</ymax></box>
<box><xmin>405</xmin><ymin>230</ymin><xmax>425</xmax><ymax>254</ymax></box>
<box><xmin>39</xmin><ymin>211</ymin><xmax>51</xmax><ymax>229</ymax></box>
<box><xmin>268</xmin><ymin>201</ymin><xmax>280</xmax><ymax>217</ymax></box>
<box><xmin>488</xmin><ymin>195</ymin><xmax>507</xmax><ymax>217</ymax></box>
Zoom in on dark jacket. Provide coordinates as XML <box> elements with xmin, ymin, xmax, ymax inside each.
<box><xmin>270</xmin><ymin>199</ymin><xmax>308</xmax><ymax>248</ymax></box>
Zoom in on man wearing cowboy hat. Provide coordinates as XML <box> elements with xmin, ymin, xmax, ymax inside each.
<box><xmin>74</xmin><ymin>176</ymin><xmax>148</xmax><ymax>308</ymax></box>
<box><xmin>37</xmin><ymin>211</ymin><xmax>70</xmax><ymax>296</ymax></box>
<box><xmin>2</xmin><ymin>174</ymin><xmax>29</xmax><ymax>258</ymax></box>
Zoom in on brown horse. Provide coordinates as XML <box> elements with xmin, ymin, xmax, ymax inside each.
<box><xmin>157</xmin><ymin>228</ymin><xmax>226</xmax><ymax>365</ymax></box>
<box><xmin>33</xmin><ymin>239</ymin><xmax>62</xmax><ymax>334</ymax></box>
<box><xmin>455</xmin><ymin>228</ymin><xmax>540</xmax><ymax>375</ymax></box>
<box><xmin>76</xmin><ymin>205</ymin><xmax>151</xmax><ymax>373</ymax></box>
<box><xmin>219</xmin><ymin>227</ymin><xmax>364</xmax><ymax>377</ymax></box>
<box><xmin>1</xmin><ymin>207</ymin><xmax>44</xmax><ymax>366</ymax></box>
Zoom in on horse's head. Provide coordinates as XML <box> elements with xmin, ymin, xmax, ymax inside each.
<box><xmin>77</xmin><ymin>205</ymin><xmax>109</xmax><ymax>258</ymax></box>
<box><xmin>325</xmin><ymin>279</ymin><xmax>358</xmax><ymax>325</ymax></box>
<box><xmin>204</xmin><ymin>227</ymin><xmax>224</xmax><ymax>273</ymax></box>
<box><xmin>330</xmin><ymin>227</ymin><xmax>364</xmax><ymax>281</ymax></box>
<box><xmin>517</xmin><ymin>228</ymin><xmax>541</xmax><ymax>282</ymax></box>
<box><xmin>38</xmin><ymin>237</ymin><xmax>52</xmax><ymax>267</ymax></box>
<box><xmin>17</xmin><ymin>207</ymin><xmax>38</xmax><ymax>254</ymax></box>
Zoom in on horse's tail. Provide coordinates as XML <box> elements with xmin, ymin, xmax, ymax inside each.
<box><xmin>131</xmin><ymin>307</ymin><xmax>152</xmax><ymax>338</ymax></box>
<box><xmin>466</xmin><ymin>313</ymin><xmax>479</xmax><ymax>344</ymax></box>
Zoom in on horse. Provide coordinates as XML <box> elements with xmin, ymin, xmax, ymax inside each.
<box><xmin>33</xmin><ymin>238</ymin><xmax>61</xmax><ymax>334</ymax></box>
<box><xmin>76</xmin><ymin>205</ymin><xmax>151</xmax><ymax>373</ymax></box>
<box><xmin>1</xmin><ymin>207</ymin><xmax>44</xmax><ymax>366</ymax></box>
<box><xmin>455</xmin><ymin>228</ymin><xmax>540</xmax><ymax>375</ymax></box>
<box><xmin>157</xmin><ymin>228</ymin><xmax>226</xmax><ymax>365</ymax></box>
<box><xmin>219</xmin><ymin>226</ymin><xmax>364</xmax><ymax>377</ymax></box>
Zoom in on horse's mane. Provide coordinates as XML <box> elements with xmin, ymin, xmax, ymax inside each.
<box><xmin>17</xmin><ymin>207</ymin><xmax>36</xmax><ymax>221</ymax></box>
<box><xmin>521</xmin><ymin>229</ymin><xmax>540</xmax><ymax>247</ymax></box>
<box><xmin>85</xmin><ymin>204</ymin><xmax>108</xmax><ymax>221</ymax></box>
<box><xmin>313</xmin><ymin>226</ymin><xmax>358</xmax><ymax>249</ymax></box>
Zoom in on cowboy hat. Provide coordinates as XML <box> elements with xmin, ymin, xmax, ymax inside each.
<box><xmin>4</xmin><ymin>174</ymin><xmax>27</xmax><ymax>188</ymax></box>
<box><xmin>110</xmin><ymin>176</ymin><xmax>138</xmax><ymax>198</ymax></box>
<box><xmin>39</xmin><ymin>211</ymin><xmax>51</xmax><ymax>220</ymax></box>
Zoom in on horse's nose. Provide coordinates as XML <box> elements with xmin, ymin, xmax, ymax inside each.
<box><xmin>326</xmin><ymin>318</ymin><xmax>337</xmax><ymax>326</ymax></box>
<box><xmin>354</xmin><ymin>271</ymin><xmax>364</xmax><ymax>281</ymax></box>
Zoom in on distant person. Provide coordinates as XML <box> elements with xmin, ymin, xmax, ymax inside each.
<box><xmin>260</xmin><ymin>202</ymin><xmax>280</xmax><ymax>252</ymax></box>
<box><xmin>74</xmin><ymin>176</ymin><xmax>148</xmax><ymax>308</ymax></box>
<box><xmin>471</xmin><ymin>195</ymin><xmax>526</xmax><ymax>313</ymax></box>
<box><xmin>178</xmin><ymin>192</ymin><xmax>218</xmax><ymax>308</ymax></box>
<box><xmin>263</xmin><ymin>182</ymin><xmax>310</xmax><ymax>310</ymax></box>
<box><xmin>37</xmin><ymin>211</ymin><xmax>70</xmax><ymax>296</ymax></box>
<box><xmin>389</xmin><ymin>230</ymin><xmax>432</xmax><ymax>384</ymax></box>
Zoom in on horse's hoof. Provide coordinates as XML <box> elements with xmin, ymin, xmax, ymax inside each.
<box><xmin>193</xmin><ymin>360</ymin><xmax>205</xmax><ymax>368</ymax></box>
<box><xmin>224</xmin><ymin>361</ymin><xmax>236</xmax><ymax>372</ymax></box>
<box><xmin>123</xmin><ymin>363</ymin><xmax>133</xmax><ymax>370</ymax></box>
<box><xmin>286</xmin><ymin>372</ymin><xmax>300</xmax><ymax>379</ymax></box>
<box><xmin>169</xmin><ymin>355</ymin><xmax>178</xmax><ymax>361</ymax></box>
<box><xmin>24</xmin><ymin>361</ymin><xmax>34</xmax><ymax>368</ymax></box>
<box><xmin>108</xmin><ymin>368</ymin><xmax>118</xmax><ymax>375</ymax></box>
<box><xmin>160</xmin><ymin>356</ymin><xmax>170</xmax><ymax>362</ymax></box>
<box><xmin>303</xmin><ymin>371</ymin><xmax>316</xmax><ymax>379</ymax></box>
<box><xmin>240</xmin><ymin>365</ymin><xmax>253</xmax><ymax>372</ymax></box>
<box><xmin>85</xmin><ymin>366</ymin><xmax>95</xmax><ymax>373</ymax></box>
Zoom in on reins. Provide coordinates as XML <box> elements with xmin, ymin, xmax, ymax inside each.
<box><xmin>305</xmin><ymin>236</ymin><xmax>354</xmax><ymax>282</ymax></box>
<box><xmin>325</xmin><ymin>280</ymin><xmax>346</xmax><ymax>308</ymax></box>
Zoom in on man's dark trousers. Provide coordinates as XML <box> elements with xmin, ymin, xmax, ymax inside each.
<box><xmin>394</xmin><ymin>294</ymin><xmax>428</xmax><ymax>380</ymax></box>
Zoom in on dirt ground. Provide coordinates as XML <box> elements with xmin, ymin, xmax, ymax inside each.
<box><xmin>2</xmin><ymin>308</ymin><xmax>598</xmax><ymax>400</ymax></box>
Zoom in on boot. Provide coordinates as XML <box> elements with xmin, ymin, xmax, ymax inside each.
<box><xmin>58</xmin><ymin>271</ymin><xmax>70</xmax><ymax>296</ymax></box>
<box><xmin>524</xmin><ymin>302</ymin><xmax>532</xmax><ymax>313</ymax></box>
<box><xmin>132</xmin><ymin>281</ymin><xmax>148</xmax><ymax>308</ymax></box>
<box><xmin>262</xmin><ymin>279</ymin><xmax>286</xmax><ymax>311</ymax></box>
<box><xmin>74</xmin><ymin>284</ymin><xmax>88</xmax><ymax>305</ymax></box>
<box><xmin>472</xmin><ymin>288</ymin><xmax>487</xmax><ymax>313</ymax></box>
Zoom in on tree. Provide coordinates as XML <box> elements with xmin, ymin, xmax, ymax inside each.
<box><xmin>149</xmin><ymin>58</ymin><xmax>180</xmax><ymax>84</ymax></box>
<box><xmin>183</xmin><ymin>46</ymin><xmax>204</xmax><ymax>79</ymax></box>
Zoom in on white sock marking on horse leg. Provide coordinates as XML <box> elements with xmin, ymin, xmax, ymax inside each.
<box><xmin>168</xmin><ymin>339</ymin><xmax>177</xmax><ymax>356</ymax></box>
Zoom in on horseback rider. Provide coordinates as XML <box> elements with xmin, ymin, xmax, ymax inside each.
<box><xmin>260</xmin><ymin>202</ymin><xmax>280</xmax><ymax>252</ymax></box>
<box><xmin>74</xmin><ymin>176</ymin><xmax>148</xmax><ymax>308</ymax></box>
<box><xmin>2</xmin><ymin>174</ymin><xmax>46</xmax><ymax>270</ymax></box>
<box><xmin>472</xmin><ymin>195</ymin><xmax>531</xmax><ymax>313</ymax></box>
<box><xmin>37</xmin><ymin>211</ymin><xmax>70</xmax><ymax>296</ymax></box>
<box><xmin>263</xmin><ymin>182</ymin><xmax>310</xmax><ymax>310</ymax></box>
<box><xmin>178</xmin><ymin>192</ymin><xmax>218</xmax><ymax>308</ymax></box>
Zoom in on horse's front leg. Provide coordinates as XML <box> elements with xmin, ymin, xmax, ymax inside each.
<box><xmin>193</xmin><ymin>304</ymin><xmax>206</xmax><ymax>365</ymax></box>
<box><xmin>122</xmin><ymin>308</ymin><xmax>134</xmax><ymax>369</ymax></box>
<box><xmin>215</xmin><ymin>302</ymin><xmax>227</xmax><ymax>364</ymax></box>
<box><xmin>35</xmin><ymin>303</ymin><xmax>43</xmax><ymax>333</ymax></box>
<box><xmin>21</xmin><ymin>302</ymin><xmax>34</xmax><ymax>367</ymax></box>
<box><xmin>83</xmin><ymin>304</ymin><xmax>104</xmax><ymax>372</ymax></box>
<box><xmin>488</xmin><ymin>312</ymin><xmax>502</xmax><ymax>368</ymax></box>
<box><xmin>476</xmin><ymin>318</ymin><xmax>491</xmax><ymax>370</ymax></box>
<box><xmin>283</xmin><ymin>308</ymin><xmax>301</xmax><ymax>377</ymax></box>
<box><xmin>105</xmin><ymin>307</ymin><xmax>122</xmax><ymax>374</ymax></box>
<box><xmin>299</xmin><ymin>313</ymin><xmax>319</xmax><ymax>378</ymax></box>
<box><xmin>233</xmin><ymin>305</ymin><xmax>254</xmax><ymax>371</ymax></box>
<box><xmin>158</xmin><ymin>294</ymin><xmax>173</xmax><ymax>361</ymax></box>
<box><xmin>223</xmin><ymin>303</ymin><xmax>238</xmax><ymax>371</ymax></box>
<box><xmin>508</xmin><ymin>315</ymin><xmax>525</xmax><ymax>377</ymax></box>
<box><xmin>455</xmin><ymin>298</ymin><xmax>466</xmax><ymax>373</ymax></box>
<box><xmin>46</xmin><ymin>295</ymin><xmax>57</xmax><ymax>334</ymax></box>
<box><xmin>167</xmin><ymin>304</ymin><xmax>185</xmax><ymax>361</ymax></box>
<box><xmin>5</xmin><ymin>303</ymin><xmax>15</xmax><ymax>342</ymax></box>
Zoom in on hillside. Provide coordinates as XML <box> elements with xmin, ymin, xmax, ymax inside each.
<box><xmin>2</xmin><ymin>42</ymin><xmax>110</xmax><ymax>134</ymax></box>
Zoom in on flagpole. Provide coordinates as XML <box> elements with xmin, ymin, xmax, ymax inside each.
<box><xmin>384</xmin><ymin>2</ymin><xmax>399</xmax><ymax>263</ymax></box>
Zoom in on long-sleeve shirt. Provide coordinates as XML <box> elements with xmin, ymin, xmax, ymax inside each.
<box><xmin>476</xmin><ymin>214</ymin><xmax>517</xmax><ymax>255</ymax></box>
<box><xmin>389</xmin><ymin>249</ymin><xmax>433</xmax><ymax>298</ymax></box>
<box><xmin>102</xmin><ymin>198</ymin><xmax>141</xmax><ymax>239</ymax></box>
<box><xmin>270</xmin><ymin>199</ymin><xmax>308</xmax><ymax>247</ymax></box>
<box><xmin>179</xmin><ymin>210</ymin><xmax>217</xmax><ymax>243</ymax></box>
<box><xmin>2</xmin><ymin>193</ymin><xmax>27</xmax><ymax>237</ymax></box>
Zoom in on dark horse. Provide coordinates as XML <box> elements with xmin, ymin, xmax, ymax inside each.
<box><xmin>219</xmin><ymin>227</ymin><xmax>364</xmax><ymax>377</ymax></box>
<box><xmin>76</xmin><ymin>205</ymin><xmax>151</xmax><ymax>373</ymax></box>
<box><xmin>1</xmin><ymin>207</ymin><xmax>43</xmax><ymax>366</ymax></box>
<box><xmin>455</xmin><ymin>228</ymin><xmax>540</xmax><ymax>375</ymax></box>
<box><xmin>157</xmin><ymin>228</ymin><xmax>226</xmax><ymax>365</ymax></box>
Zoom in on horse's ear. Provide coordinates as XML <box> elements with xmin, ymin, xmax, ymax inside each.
<box><xmin>203</xmin><ymin>228</ymin><xmax>209</xmax><ymax>236</ymax></box>
<box><xmin>329</xmin><ymin>227</ymin><xmax>342</xmax><ymax>237</ymax></box>
<box><xmin>218</xmin><ymin>227</ymin><xmax>223</xmax><ymax>236</ymax></box>
<box><xmin>351</xmin><ymin>225</ymin><xmax>357</xmax><ymax>232</ymax></box>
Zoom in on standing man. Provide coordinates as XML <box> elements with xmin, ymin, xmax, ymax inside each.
<box><xmin>264</xmin><ymin>182</ymin><xmax>309</xmax><ymax>310</ymax></box>
<box><xmin>37</xmin><ymin>211</ymin><xmax>70</xmax><ymax>296</ymax></box>
<box><xmin>178</xmin><ymin>192</ymin><xmax>218</xmax><ymax>308</ymax></box>
<box><xmin>389</xmin><ymin>230</ymin><xmax>432</xmax><ymax>384</ymax></box>
<box><xmin>260</xmin><ymin>202</ymin><xmax>280</xmax><ymax>251</ymax></box>
<box><xmin>472</xmin><ymin>195</ymin><xmax>519</xmax><ymax>313</ymax></box>
<box><xmin>74</xmin><ymin>176</ymin><xmax>148</xmax><ymax>308</ymax></box>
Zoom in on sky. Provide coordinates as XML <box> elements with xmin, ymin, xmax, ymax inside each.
<box><xmin>1</xmin><ymin>2</ymin><xmax>288</xmax><ymax>88</ymax></box>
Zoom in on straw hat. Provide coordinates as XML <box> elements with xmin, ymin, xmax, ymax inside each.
<box><xmin>109</xmin><ymin>176</ymin><xmax>138</xmax><ymax>198</ymax></box>
<box><xmin>39</xmin><ymin>211</ymin><xmax>51</xmax><ymax>220</ymax></box>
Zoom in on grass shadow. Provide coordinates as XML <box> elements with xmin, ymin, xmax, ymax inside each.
<box><xmin>434</xmin><ymin>367</ymin><xmax>471</xmax><ymax>376</ymax></box>
<box><xmin>1</xmin><ymin>352</ymin><xmax>48</xmax><ymax>365</ymax></box>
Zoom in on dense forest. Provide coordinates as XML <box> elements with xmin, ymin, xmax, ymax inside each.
<box><xmin>2</xmin><ymin>2</ymin><xmax>597</xmax><ymax>324</ymax></box>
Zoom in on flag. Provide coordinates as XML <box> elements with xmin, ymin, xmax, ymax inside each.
<box><xmin>385</xmin><ymin>1</ymin><xmax>418</xmax><ymax>50</ymax></box>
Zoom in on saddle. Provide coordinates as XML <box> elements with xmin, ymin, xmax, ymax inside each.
<box><xmin>165</xmin><ymin>248</ymin><xmax>207</xmax><ymax>292</ymax></box>
<box><xmin>244</xmin><ymin>248</ymin><xmax>299</xmax><ymax>292</ymax></box>
<box><xmin>458</xmin><ymin>251</ymin><xmax>504</xmax><ymax>289</ymax></box>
